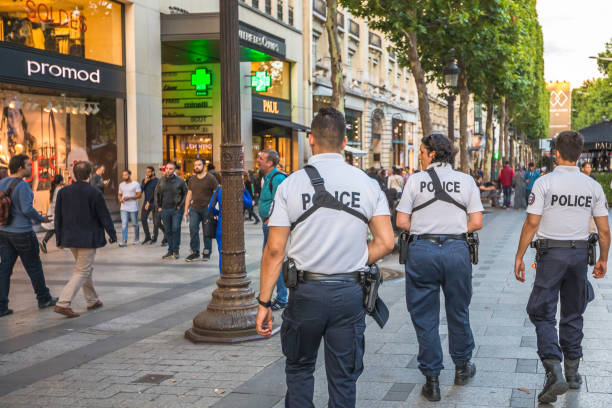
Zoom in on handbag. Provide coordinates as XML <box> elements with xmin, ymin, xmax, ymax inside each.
<box><xmin>203</xmin><ymin>188</ymin><xmax>219</xmax><ymax>239</ymax></box>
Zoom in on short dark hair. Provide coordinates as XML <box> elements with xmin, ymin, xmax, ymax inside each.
<box><xmin>421</xmin><ymin>133</ymin><xmax>455</xmax><ymax>165</ymax></box>
<box><xmin>194</xmin><ymin>158</ymin><xmax>204</xmax><ymax>166</ymax></box>
<box><xmin>504</xmin><ymin>161</ymin><xmax>509</xmax><ymax>165</ymax></box>
<box><xmin>74</xmin><ymin>161</ymin><xmax>92</xmax><ymax>181</ymax></box>
<box><xmin>123</xmin><ymin>169</ymin><xmax>132</xmax><ymax>175</ymax></box>
<box><xmin>165</xmin><ymin>161</ymin><xmax>177</xmax><ymax>169</ymax></box>
<box><xmin>528</xmin><ymin>162</ymin><xmax>535</xmax><ymax>167</ymax></box>
<box><xmin>581</xmin><ymin>162</ymin><xmax>591</xmax><ymax>169</ymax></box>
<box><xmin>146</xmin><ymin>166</ymin><xmax>155</xmax><ymax>172</ymax></box>
<box><xmin>95</xmin><ymin>164</ymin><xmax>105</xmax><ymax>171</ymax></box>
<box><xmin>311</xmin><ymin>108</ymin><xmax>346</xmax><ymax>149</ymax></box>
<box><xmin>555</xmin><ymin>131</ymin><xmax>583</xmax><ymax>162</ymax></box>
<box><xmin>261</xmin><ymin>149</ymin><xmax>280</xmax><ymax>166</ymax></box>
<box><xmin>9</xmin><ymin>154</ymin><xmax>29</xmax><ymax>174</ymax></box>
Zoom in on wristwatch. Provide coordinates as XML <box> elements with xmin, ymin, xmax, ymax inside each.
<box><xmin>257</xmin><ymin>295</ymin><xmax>272</xmax><ymax>308</ymax></box>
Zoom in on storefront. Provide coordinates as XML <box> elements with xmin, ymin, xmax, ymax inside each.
<box><xmin>0</xmin><ymin>0</ymin><xmax>126</xmax><ymax>213</ymax></box>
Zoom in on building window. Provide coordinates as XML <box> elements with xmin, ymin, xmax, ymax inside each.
<box><xmin>336</xmin><ymin>12</ymin><xmax>345</xmax><ymax>29</ymax></box>
<box><xmin>349</xmin><ymin>20</ymin><xmax>360</xmax><ymax>38</ymax></box>
<box><xmin>265</xmin><ymin>0</ymin><xmax>271</xmax><ymax>14</ymax></box>
<box><xmin>313</xmin><ymin>0</ymin><xmax>326</xmax><ymax>18</ymax></box>
<box><xmin>312</xmin><ymin>34</ymin><xmax>319</xmax><ymax>72</ymax></box>
<box><xmin>369</xmin><ymin>32</ymin><xmax>382</xmax><ymax>49</ymax></box>
<box><xmin>277</xmin><ymin>0</ymin><xmax>283</xmax><ymax>20</ymax></box>
<box><xmin>252</xmin><ymin>0</ymin><xmax>260</xmax><ymax>9</ymax></box>
<box><xmin>288</xmin><ymin>5</ymin><xmax>294</xmax><ymax>25</ymax></box>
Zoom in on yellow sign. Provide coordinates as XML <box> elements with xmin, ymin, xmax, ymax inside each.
<box><xmin>263</xmin><ymin>99</ymin><xmax>279</xmax><ymax>114</ymax></box>
<box><xmin>546</xmin><ymin>81</ymin><xmax>571</xmax><ymax>139</ymax></box>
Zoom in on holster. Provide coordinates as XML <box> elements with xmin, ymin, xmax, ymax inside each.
<box><xmin>530</xmin><ymin>240</ymin><xmax>548</xmax><ymax>262</ymax></box>
<box><xmin>467</xmin><ymin>232</ymin><xmax>479</xmax><ymax>265</ymax></box>
<box><xmin>282</xmin><ymin>258</ymin><xmax>299</xmax><ymax>289</ymax></box>
<box><xmin>398</xmin><ymin>231</ymin><xmax>410</xmax><ymax>265</ymax></box>
<box><xmin>588</xmin><ymin>233</ymin><xmax>598</xmax><ymax>266</ymax></box>
<box><xmin>362</xmin><ymin>264</ymin><xmax>389</xmax><ymax>328</ymax></box>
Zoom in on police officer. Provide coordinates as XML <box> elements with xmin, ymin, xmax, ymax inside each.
<box><xmin>514</xmin><ymin>130</ymin><xmax>610</xmax><ymax>404</ymax></box>
<box><xmin>396</xmin><ymin>133</ymin><xmax>483</xmax><ymax>402</ymax></box>
<box><xmin>256</xmin><ymin>108</ymin><xmax>394</xmax><ymax>407</ymax></box>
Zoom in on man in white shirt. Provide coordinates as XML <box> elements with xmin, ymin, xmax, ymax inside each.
<box><xmin>118</xmin><ymin>169</ymin><xmax>142</xmax><ymax>246</ymax></box>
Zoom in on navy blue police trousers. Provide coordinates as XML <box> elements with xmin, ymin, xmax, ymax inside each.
<box><xmin>281</xmin><ymin>280</ymin><xmax>365</xmax><ymax>408</ymax></box>
<box><xmin>527</xmin><ymin>247</ymin><xmax>590</xmax><ymax>362</ymax></box>
<box><xmin>405</xmin><ymin>238</ymin><xmax>475</xmax><ymax>377</ymax></box>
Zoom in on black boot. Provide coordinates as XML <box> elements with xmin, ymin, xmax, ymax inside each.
<box><xmin>564</xmin><ymin>358</ymin><xmax>582</xmax><ymax>389</ymax></box>
<box><xmin>538</xmin><ymin>359</ymin><xmax>569</xmax><ymax>404</ymax></box>
<box><xmin>455</xmin><ymin>361</ymin><xmax>477</xmax><ymax>385</ymax></box>
<box><xmin>421</xmin><ymin>376</ymin><xmax>441</xmax><ymax>402</ymax></box>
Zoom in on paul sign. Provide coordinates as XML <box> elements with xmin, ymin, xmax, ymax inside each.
<box><xmin>27</xmin><ymin>60</ymin><xmax>100</xmax><ymax>84</ymax></box>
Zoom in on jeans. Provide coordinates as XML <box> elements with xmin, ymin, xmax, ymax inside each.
<box><xmin>141</xmin><ymin>203</ymin><xmax>164</xmax><ymax>241</ymax></box>
<box><xmin>263</xmin><ymin>223</ymin><xmax>287</xmax><ymax>303</ymax></box>
<box><xmin>189</xmin><ymin>207</ymin><xmax>212</xmax><ymax>257</ymax></box>
<box><xmin>405</xmin><ymin>238</ymin><xmax>475</xmax><ymax>377</ymax></box>
<box><xmin>282</xmin><ymin>281</ymin><xmax>365</xmax><ymax>407</ymax></box>
<box><xmin>161</xmin><ymin>208</ymin><xmax>182</xmax><ymax>254</ymax></box>
<box><xmin>502</xmin><ymin>186</ymin><xmax>512</xmax><ymax>207</ymax></box>
<box><xmin>57</xmin><ymin>248</ymin><xmax>99</xmax><ymax>308</ymax></box>
<box><xmin>120</xmin><ymin>210</ymin><xmax>139</xmax><ymax>243</ymax></box>
<box><xmin>0</xmin><ymin>230</ymin><xmax>52</xmax><ymax>311</ymax></box>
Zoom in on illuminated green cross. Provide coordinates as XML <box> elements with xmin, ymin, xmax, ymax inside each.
<box><xmin>191</xmin><ymin>68</ymin><xmax>212</xmax><ymax>96</ymax></box>
<box><xmin>251</xmin><ymin>71</ymin><xmax>272</xmax><ymax>92</ymax></box>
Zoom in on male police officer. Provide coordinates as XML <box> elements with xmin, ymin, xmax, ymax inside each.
<box><xmin>256</xmin><ymin>108</ymin><xmax>394</xmax><ymax>407</ymax></box>
<box><xmin>514</xmin><ymin>130</ymin><xmax>610</xmax><ymax>404</ymax></box>
<box><xmin>396</xmin><ymin>134</ymin><xmax>483</xmax><ymax>401</ymax></box>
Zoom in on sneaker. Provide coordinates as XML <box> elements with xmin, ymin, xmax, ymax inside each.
<box><xmin>119</xmin><ymin>241</ymin><xmax>128</xmax><ymax>247</ymax></box>
<box><xmin>133</xmin><ymin>240</ymin><xmax>141</xmax><ymax>245</ymax></box>
<box><xmin>202</xmin><ymin>257</ymin><xmax>210</xmax><ymax>262</ymax></box>
<box><xmin>271</xmin><ymin>298</ymin><xmax>288</xmax><ymax>311</ymax></box>
<box><xmin>0</xmin><ymin>309</ymin><xmax>13</xmax><ymax>317</ymax></box>
<box><xmin>39</xmin><ymin>240</ymin><xmax>48</xmax><ymax>254</ymax></box>
<box><xmin>185</xmin><ymin>252</ymin><xmax>200</xmax><ymax>262</ymax></box>
<box><xmin>162</xmin><ymin>251</ymin><xmax>174</xmax><ymax>259</ymax></box>
<box><xmin>38</xmin><ymin>297</ymin><xmax>58</xmax><ymax>309</ymax></box>
<box><xmin>172</xmin><ymin>252</ymin><xmax>179</xmax><ymax>260</ymax></box>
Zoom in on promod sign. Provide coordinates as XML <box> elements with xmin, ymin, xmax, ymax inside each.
<box><xmin>27</xmin><ymin>60</ymin><xmax>100</xmax><ymax>84</ymax></box>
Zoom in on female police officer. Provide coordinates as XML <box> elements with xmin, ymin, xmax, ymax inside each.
<box><xmin>255</xmin><ymin>108</ymin><xmax>394</xmax><ymax>407</ymax></box>
<box><xmin>396</xmin><ymin>133</ymin><xmax>484</xmax><ymax>401</ymax></box>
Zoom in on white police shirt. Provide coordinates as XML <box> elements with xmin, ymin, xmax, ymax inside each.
<box><xmin>396</xmin><ymin>162</ymin><xmax>483</xmax><ymax>234</ymax></box>
<box><xmin>527</xmin><ymin>165</ymin><xmax>608</xmax><ymax>240</ymax></box>
<box><xmin>268</xmin><ymin>153</ymin><xmax>390</xmax><ymax>274</ymax></box>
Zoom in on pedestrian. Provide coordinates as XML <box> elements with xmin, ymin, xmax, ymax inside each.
<box><xmin>40</xmin><ymin>174</ymin><xmax>65</xmax><ymax>253</ymax></box>
<box><xmin>500</xmin><ymin>161</ymin><xmax>514</xmax><ymax>208</ymax></box>
<box><xmin>53</xmin><ymin>161</ymin><xmax>117</xmax><ymax>318</ymax></box>
<box><xmin>256</xmin><ymin>149</ymin><xmax>288</xmax><ymax>310</ymax></box>
<box><xmin>208</xmin><ymin>173</ymin><xmax>253</xmax><ymax>272</ymax></box>
<box><xmin>0</xmin><ymin>154</ymin><xmax>57</xmax><ymax>317</ymax></box>
<box><xmin>255</xmin><ymin>108</ymin><xmax>394</xmax><ymax>407</ymax></box>
<box><xmin>524</xmin><ymin>162</ymin><xmax>540</xmax><ymax>202</ymax></box>
<box><xmin>90</xmin><ymin>164</ymin><xmax>109</xmax><ymax>193</ymax></box>
<box><xmin>514</xmin><ymin>130</ymin><xmax>610</xmax><ymax>404</ymax></box>
<box><xmin>396</xmin><ymin>134</ymin><xmax>484</xmax><ymax>401</ymax></box>
<box><xmin>140</xmin><ymin>166</ymin><xmax>164</xmax><ymax>245</ymax></box>
<box><xmin>184</xmin><ymin>158</ymin><xmax>219</xmax><ymax>262</ymax></box>
<box><xmin>475</xmin><ymin>176</ymin><xmax>500</xmax><ymax>207</ymax></box>
<box><xmin>387</xmin><ymin>166</ymin><xmax>404</xmax><ymax>197</ymax></box>
<box><xmin>155</xmin><ymin>162</ymin><xmax>187</xmax><ymax>259</ymax></box>
<box><xmin>581</xmin><ymin>162</ymin><xmax>597</xmax><ymax>180</ymax></box>
<box><xmin>118</xmin><ymin>169</ymin><xmax>141</xmax><ymax>247</ymax></box>
<box><xmin>512</xmin><ymin>167</ymin><xmax>526</xmax><ymax>209</ymax></box>
<box><xmin>243</xmin><ymin>172</ymin><xmax>260</xmax><ymax>224</ymax></box>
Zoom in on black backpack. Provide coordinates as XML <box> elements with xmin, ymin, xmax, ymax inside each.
<box><xmin>268</xmin><ymin>171</ymin><xmax>287</xmax><ymax>195</ymax></box>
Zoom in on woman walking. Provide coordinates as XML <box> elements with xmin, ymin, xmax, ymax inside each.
<box><xmin>513</xmin><ymin>167</ymin><xmax>526</xmax><ymax>209</ymax></box>
<box><xmin>40</xmin><ymin>174</ymin><xmax>64</xmax><ymax>253</ymax></box>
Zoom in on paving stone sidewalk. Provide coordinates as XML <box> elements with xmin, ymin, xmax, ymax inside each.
<box><xmin>1</xmin><ymin>210</ymin><xmax>612</xmax><ymax>407</ymax></box>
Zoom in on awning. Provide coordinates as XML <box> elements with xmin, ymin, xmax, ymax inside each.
<box><xmin>344</xmin><ymin>146</ymin><xmax>367</xmax><ymax>157</ymax></box>
<box><xmin>253</xmin><ymin>116</ymin><xmax>310</xmax><ymax>132</ymax></box>
<box><xmin>580</xmin><ymin>121</ymin><xmax>612</xmax><ymax>150</ymax></box>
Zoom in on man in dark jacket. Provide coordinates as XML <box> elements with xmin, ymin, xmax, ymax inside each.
<box><xmin>54</xmin><ymin>161</ymin><xmax>117</xmax><ymax>318</ymax></box>
<box><xmin>140</xmin><ymin>166</ymin><xmax>164</xmax><ymax>244</ymax></box>
<box><xmin>155</xmin><ymin>162</ymin><xmax>187</xmax><ymax>259</ymax></box>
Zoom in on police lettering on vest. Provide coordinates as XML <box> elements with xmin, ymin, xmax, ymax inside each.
<box><xmin>302</xmin><ymin>191</ymin><xmax>360</xmax><ymax>210</ymax></box>
<box><xmin>527</xmin><ymin>165</ymin><xmax>607</xmax><ymax>240</ymax></box>
<box><xmin>419</xmin><ymin>181</ymin><xmax>461</xmax><ymax>193</ymax></box>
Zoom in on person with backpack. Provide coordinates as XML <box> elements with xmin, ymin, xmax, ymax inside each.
<box><xmin>0</xmin><ymin>154</ymin><xmax>57</xmax><ymax>317</ymax></box>
<box><xmin>256</xmin><ymin>149</ymin><xmax>288</xmax><ymax>310</ymax></box>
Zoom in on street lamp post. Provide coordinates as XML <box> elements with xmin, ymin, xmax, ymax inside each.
<box><xmin>443</xmin><ymin>50</ymin><xmax>460</xmax><ymax>141</ymax></box>
<box><xmin>185</xmin><ymin>0</ymin><xmax>268</xmax><ymax>344</ymax></box>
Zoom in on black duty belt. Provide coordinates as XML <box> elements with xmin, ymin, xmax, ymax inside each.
<box><xmin>415</xmin><ymin>234</ymin><xmax>467</xmax><ymax>243</ymax></box>
<box><xmin>301</xmin><ymin>271</ymin><xmax>363</xmax><ymax>283</ymax></box>
<box><xmin>536</xmin><ymin>239</ymin><xmax>589</xmax><ymax>249</ymax></box>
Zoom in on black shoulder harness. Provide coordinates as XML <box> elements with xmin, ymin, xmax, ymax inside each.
<box><xmin>411</xmin><ymin>167</ymin><xmax>467</xmax><ymax>213</ymax></box>
<box><xmin>290</xmin><ymin>165</ymin><xmax>369</xmax><ymax>231</ymax></box>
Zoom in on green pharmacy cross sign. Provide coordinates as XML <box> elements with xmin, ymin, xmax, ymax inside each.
<box><xmin>251</xmin><ymin>71</ymin><xmax>272</xmax><ymax>92</ymax></box>
<box><xmin>191</xmin><ymin>68</ymin><xmax>212</xmax><ymax>96</ymax></box>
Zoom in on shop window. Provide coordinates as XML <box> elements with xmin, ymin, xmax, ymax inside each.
<box><xmin>0</xmin><ymin>84</ymin><xmax>124</xmax><ymax>213</ymax></box>
<box><xmin>0</xmin><ymin>0</ymin><xmax>124</xmax><ymax>66</ymax></box>
<box><xmin>250</xmin><ymin>61</ymin><xmax>290</xmax><ymax>100</ymax></box>
<box><xmin>392</xmin><ymin>118</ymin><xmax>405</xmax><ymax>167</ymax></box>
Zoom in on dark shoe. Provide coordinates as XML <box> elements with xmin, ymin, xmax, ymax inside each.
<box><xmin>54</xmin><ymin>305</ymin><xmax>80</xmax><ymax>318</ymax></box>
<box><xmin>38</xmin><ymin>297</ymin><xmax>58</xmax><ymax>309</ymax></box>
<box><xmin>564</xmin><ymin>358</ymin><xmax>583</xmax><ymax>389</ymax></box>
<box><xmin>142</xmin><ymin>238</ymin><xmax>151</xmax><ymax>245</ymax></box>
<box><xmin>421</xmin><ymin>376</ymin><xmax>441</xmax><ymax>402</ymax></box>
<box><xmin>253</xmin><ymin>219</ymin><xmax>260</xmax><ymax>225</ymax></box>
<box><xmin>271</xmin><ymin>298</ymin><xmax>288</xmax><ymax>311</ymax></box>
<box><xmin>40</xmin><ymin>240</ymin><xmax>48</xmax><ymax>254</ymax></box>
<box><xmin>0</xmin><ymin>309</ymin><xmax>13</xmax><ymax>317</ymax></box>
<box><xmin>161</xmin><ymin>238</ymin><xmax>168</xmax><ymax>246</ymax></box>
<box><xmin>185</xmin><ymin>252</ymin><xmax>200</xmax><ymax>262</ymax></box>
<box><xmin>538</xmin><ymin>359</ymin><xmax>569</xmax><ymax>404</ymax></box>
<box><xmin>87</xmin><ymin>300</ymin><xmax>104</xmax><ymax>310</ymax></box>
<box><xmin>162</xmin><ymin>251</ymin><xmax>174</xmax><ymax>259</ymax></box>
<box><xmin>455</xmin><ymin>361</ymin><xmax>477</xmax><ymax>385</ymax></box>
<box><xmin>149</xmin><ymin>239</ymin><xmax>157</xmax><ymax>245</ymax></box>
<box><xmin>172</xmin><ymin>252</ymin><xmax>179</xmax><ymax>260</ymax></box>
<box><xmin>202</xmin><ymin>256</ymin><xmax>210</xmax><ymax>262</ymax></box>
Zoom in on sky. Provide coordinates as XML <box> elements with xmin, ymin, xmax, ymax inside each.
<box><xmin>537</xmin><ymin>0</ymin><xmax>612</xmax><ymax>89</ymax></box>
